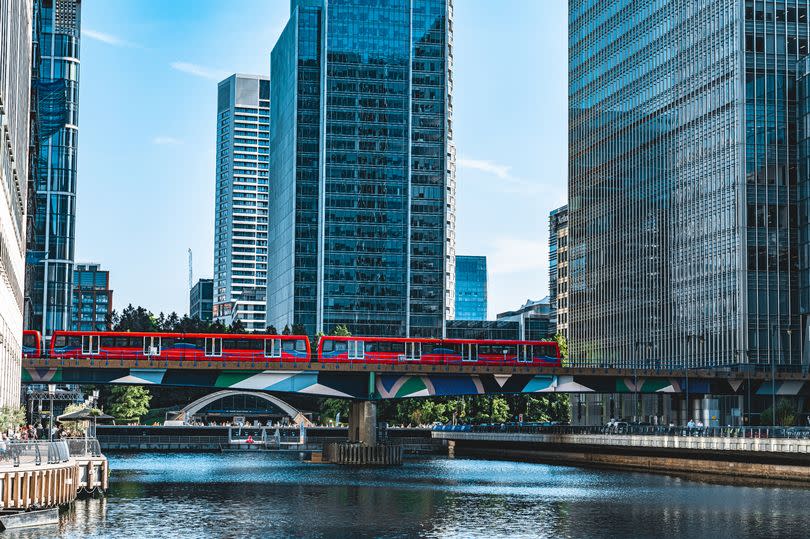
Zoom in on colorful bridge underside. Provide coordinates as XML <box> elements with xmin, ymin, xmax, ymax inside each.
<box><xmin>21</xmin><ymin>366</ymin><xmax>807</xmax><ymax>399</ymax></box>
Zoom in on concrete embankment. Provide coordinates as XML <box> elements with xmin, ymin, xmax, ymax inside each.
<box><xmin>435</xmin><ymin>432</ymin><xmax>810</xmax><ymax>483</ymax></box>
<box><xmin>97</xmin><ymin>425</ymin><xmax>441</xmax><ymax>454</ymax></box>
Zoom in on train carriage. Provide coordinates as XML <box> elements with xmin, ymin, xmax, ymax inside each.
<box><xmin>49</xmin><ymin>331</ymin><xmax>310</xmax><ymax>362</ymax></box>
<box><xmin>317</xmin><ymin>336</ymin><xmax>561</xmax><ymax>366</ymax></box>
<box><xmin>22</xmin><ymin>330</ymin><xmax>42</xmax><ymax>358</ymax></box>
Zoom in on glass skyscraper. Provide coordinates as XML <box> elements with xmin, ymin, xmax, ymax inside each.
<box><xmin>71</xmin><ymin>263</ymin><xmax>112</xmax><ymax>331</ymax></box>
<box><xmin>548</xmin><ymin>205</ymin><xmax>568</xmax><ymax>338</ymax></box>
<box><xmin>27</xmin><ymin>0</ymin><xmax>81</xmax><ymax>336</ymax></box>
<box><xmin>0</xmin><ymin>0</ymin><xmax>33</xmax><ymax>407</ymax></box>
<box><xmin>454</xmin><ymin>255</ymin><xmax>487</xmax><ymax>320</ymax></box>
<box><xmin>267</xmin><ymin>0</ymin><xmax>456</xmax><ymax>337</ymax></box>
<box><xmin>213</xmin><ymin>74</ymin><xmax>270</xmax><ymax>332</ymax></box>
<box><xmin>570</xmin><ymin>0</ymin><xmax>808</xmax><ymax>369</ymax></box>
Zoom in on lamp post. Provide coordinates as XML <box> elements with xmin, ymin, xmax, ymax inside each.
<box><xmin>47</xmin><ymin>384</ymin><xmax>56</xmax><ymax>441</ymax></box>
<box><xmin>634</xmin><ymin>341</ymin><xmax>653</xmax><ymax>422</ymax></box>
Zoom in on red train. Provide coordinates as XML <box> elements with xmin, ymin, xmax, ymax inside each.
<box><xmin>20</xmin><ymin>330</ymin><xmax>561</xmax><ymax>367</ymax></box>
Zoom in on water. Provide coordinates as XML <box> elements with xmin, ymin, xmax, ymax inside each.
<box><xmin>5</xmin><ymin>453</ymin><xmax>810</xmax><ymax>538</ymax></box>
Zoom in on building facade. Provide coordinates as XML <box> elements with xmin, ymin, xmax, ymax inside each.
<box><xmin>496</xmin><ymin>297</ymin><xmax>551</xmax><ymax>341</ymax></box>
<box><xmin>190</xmin><ymin>278</ymin><xmax>214</xmax><ymax>321</ymax></box>
<box><xmin>213</xmin><ymin>74</ymin><xmax>270</xmax><ymax>332</ymax></box>
<box><xmin>569</xmin><ymin>0</ymin><xmax>810</xmax><ymax>369</ymax></box>
<box><xmin>0</xmin><ymin>0</ymin><xmax>33</xmax><ymax>407</ymax></box>
<box><xmin>267</xmin><ymin>0</ymin><xmax>456</xmax><ymax>337</ymax></box>
<box><xmin>27</xmin><ymin>0</ymin><xmax>81</xmax><ymax>336</ymax></box>
<box><xmin>454</xmin><ymin>255</ymin><xmax>487</xmax><ymax>320</ymax></box>
<box><xmin>71</xmin><ymin>263</ymin><xmax>112</xmax><ymax>331</ymax></box>
<box><xmin>548</xmin><ymin>205</ymin><xmax>568</xmax><ymax>337</ymax></box>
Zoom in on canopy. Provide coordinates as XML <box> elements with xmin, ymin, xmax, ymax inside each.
<box><xmin>57</xmin><ymin>409</ymin><xmax>114</xmax><ymax>422</ymax></box>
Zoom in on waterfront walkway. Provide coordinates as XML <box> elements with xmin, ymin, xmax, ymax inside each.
<box><xmin>0</xmin><ymin>439</ymin><xmax>108</xmax><ymax>510</ymax></box>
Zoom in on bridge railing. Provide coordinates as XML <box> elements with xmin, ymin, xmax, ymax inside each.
<box><xmin>0</xmin><ymin>440</ymin><xmax>71</xmax><ymax>469</ymax></box>
<box><xmin>63</xmin><ymin>437</ymin><xmax>103</xmax><ymax>458</ymax></box>
<box><xmin>433</xmin><ymin>423</ymin><xmax>810</xmax><ymax>439</ymax></box>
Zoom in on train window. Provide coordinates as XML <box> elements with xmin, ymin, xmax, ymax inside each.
<box><xmin>404</xmin><ymin>341</ymin><xmax>421</xmax><ymax>360</ymax></box>
<box><xmin>265</xmin><ymin>339</ymin><xmax>281</xmax><ymax>358</ymax></box>
<box><xmin>23</xmin><ymin>333</ymin><xmax>35</xmax><ymax>348</ymax></box>
<box><xmin>295</xmin><ymin>339</ymin><xmax>307</xmax><ymax>352</ymax></box>
<box><xmin>334</xmin><ymin>341</ymin><xmax>348</xmax><ymax>353</ymax></box>
<box><xmin>114</xmin><ymin>337</ymin><xmax>128</xmax><ymax>347</ymax></box>
<box><xmin>205</xmin><ymin>337</ymin><xmax>222</xmax><ymax>357</ymax></box>
<box><xmin>82</xmin><ymin>335</ymin><xmax>100</xmax><ymax>355</ymax></box>
<box><xmin>249</xmin><ymin>339</ymin><xmax>263</xmax><ymax>351</ymax></box>
<box><xmin>321</xmin><ymin>339</ymin><xmax>334</xmax><ymax>353</ymax></box>
<box><xmin>348</xmin><ymin>340</ymin><xmax>364</xmax><ymax>360</ymax></box>
<box><xmin>100</xmin><ymin>337</ymin><xmax>114</xmax><ymax>348</ymax></box>
<box><xmin>282</xmin><ymin>340</ymin><xmax>295</xmax><ymax>352</ymax></box>
<box><xmin>162</xmin><ymin>338</ymin><xmax>176</xmax><ymax>349</ymax></box>
<box><xmin>68</xmin><ymin>336</ymin><xmax>82</xmax><ymax>348</ymax></box>
<box><xmin>53</xmin><ymin>335</ymin><xmax>66</xmax><ymax>348</ymax></box>
<box><xmin>223</xmin><ymin>339</ymin><xmax>237</xmax><ymax>350</ymax></box>
<box><xmin>143</xmin><ymin>336</ymin><xmax>161</xmax><ymax>356</ymax></box>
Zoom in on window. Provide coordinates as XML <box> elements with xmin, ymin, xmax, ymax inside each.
<box><xmin>265</xmin><ymin>338</ymin><xmax>281</xmax><ymax>358</ymax></box>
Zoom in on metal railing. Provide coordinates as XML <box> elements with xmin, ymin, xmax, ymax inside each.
<box><xmin>0</xmin><ymin>440</ymin><xmax>70</xmax><ymax>468</ymax></box>
<box><xmin>433</xmin><ymin>423</ymin><xmax>810</xmax><ymax>440</ymax></box>
<box><xmin>63</xmin><ymin>437</ymin><xmax>103</xmax><ymax>458</ymax></box>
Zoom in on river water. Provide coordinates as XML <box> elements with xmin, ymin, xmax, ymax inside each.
<box><xmin>5</xmin><ymin>453</ymin><xmax>810</xmax><ymax>538</ymax></box>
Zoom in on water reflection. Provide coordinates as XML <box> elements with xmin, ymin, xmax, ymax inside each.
<box><xmin>8</xmin><ymin>453</ymin><xmax>810</xmax><ymax>538</ymax></box>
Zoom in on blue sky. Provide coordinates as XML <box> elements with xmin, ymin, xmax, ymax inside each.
<box><xmin>76</xmin><ymin>0</ymin><xmax>567</xmax><ymax>319</ymax></box>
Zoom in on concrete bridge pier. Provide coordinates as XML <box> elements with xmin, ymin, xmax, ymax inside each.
<box><xmin>348</xmin><ymin>400</ymin><xmax>377</xmax><ymax>445</ymax></box>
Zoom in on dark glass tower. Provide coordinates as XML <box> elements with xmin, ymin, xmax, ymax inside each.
<box><xmin>570</xmin><ymin>0</ymin><xmax>807</xmax><ymax>369</ymax></box>
<box><xmin>454</xmin><ymin>256</ymin><xmax>487</xmax><ymax>320</ymax></box>
<box><xmin>268</xmin><ymin>0</ymin><xmax>455</xmax><ymax>337</ymax></box>
<box><xmin>27</xmin><ymin>0</ymin><xmax>81</xmax><ymax>336</ymax></box>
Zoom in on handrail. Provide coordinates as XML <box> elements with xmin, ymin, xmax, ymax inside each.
<box><xmin>0</xmin><ymin>440</ymin><xmax>71</xmax><ymax>468</ymax></box>
<box><xmin>432</xmin><ymin>423</ymin><xmax>810</xmax><ymax>440</ymax></box>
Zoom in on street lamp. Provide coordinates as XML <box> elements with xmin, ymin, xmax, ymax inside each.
<box><xmin>685</xmin><ymin>335</ymin><xmax>705</xmax><ymax>425</ymax></box>
<box><xmin>47</xmin><ymin>384</ymin><xmax>56</xmax><ymax>441</ymax></box>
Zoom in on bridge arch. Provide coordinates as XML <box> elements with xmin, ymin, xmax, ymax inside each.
<box><xmin>178</xmin><ymin>390</ymin><xmax>312</xmax><ymax>426</ymax></box>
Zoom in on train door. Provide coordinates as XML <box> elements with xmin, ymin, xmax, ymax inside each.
<box><xmin>82</xmin><ymin>335</ymin><xmax>100</xmax><ymax>355</ymax></box>
<box><xmin>205</xmin><ymin>337</ymin><xmax>222</xmax><ymax>357</ymax></box>
<box><xmin>518</xmin><ymin>344</ymin><xmax>531</xmax><ymax>363</ymax></box>
<box><xmin>348</xmin><ymin>340</ymin><xmax>365</xmax><ymax>361</ymax></box>
<box><xmin>404</xmin><ymin>341</ymin><xmax>421</xmax><ymax>361</ymax></box>
<box><xmin>143</xmin><ymin>336</ymin><xmax>161</xmax><ymax>357</ymax></box>
<box><xmin>264</xmin><ymin>338</ymin><xmax>281</xmax><ymax>359</ymax></box>
<box><xmin>461</xmin><ymin>343</ymin><xmax>478</xmax><ymax>362</ymax></box>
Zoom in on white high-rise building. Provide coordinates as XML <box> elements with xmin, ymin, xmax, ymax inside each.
<box><xmin>0</xmin><ymin>0</ymin><xmax>33</xmax><ymax>407</ymax></box>
<box><xmin>213</xmin><ymin>74</ymin><xmax>270</xmax><ymax>332</ymax></box>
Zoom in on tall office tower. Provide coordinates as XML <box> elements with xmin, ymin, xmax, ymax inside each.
<box><xmin>0</xmin><ymin>0</ymin><xmax>33</xmax><ymax>407</ymax></box>
<box><xmin>27</xmin><ymin>0</ymin><xmax>81</xmax><ymax>336</ymax></box>
<box><xmin>268</xmin><ymin>0</ymin><xmax>456</xmax><ymax>338</ymax></box>
<box><xmin>190</xmin><ymin>278</ymin><xmax>214</xmax><ymax>321</ymax></box>
<box><xmin>570</xmin><ymin>1</ymin><xmax>809</xmax><ymax>369</ymax></box>
<box><xmin>213</xmin><ymin>74</ymin><xmax>270</xmax><ymax>332</ymax></box>
<box><xmin>71</xmin><ymin>263</ymin><xmax>112</xmax><ymax>331</ymax></box>
<box><xmin>454</xmin><ymin>256</ymin><xmax>487</xmax><ymax>320</ymax></box>
<box><xmin>548</xmin><ymin>206</ymin><xmax>568</xmax><ymax>338</ymax></box>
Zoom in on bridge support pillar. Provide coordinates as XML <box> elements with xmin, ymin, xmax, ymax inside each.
<box><xmin>348</xmin><ymin>400</ymin><xmax>377</xmax><ymax>445</ymax></box>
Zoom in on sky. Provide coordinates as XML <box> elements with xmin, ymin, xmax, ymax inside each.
<box><xmin>76</xmin><ymin>0</ymin><xmax>568</xmax><ymax>320</ymax></box>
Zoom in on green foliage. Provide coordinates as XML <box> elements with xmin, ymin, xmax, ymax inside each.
<box><xmin>266</xmin><ymin>325</ymin><xmax>278</xmax><ymax>335</ymax></box>
<box><xmin>320</xmin><ymin>398</ymin><xmax>350</xmax><ymax>424</ymax></box>
<box><xmin>107</xmin><ymin>386</ymin><xmax>152</xmax><ymax>424</ymax></box>
<box><xmin>0</xmin><ymin>406</ymin><xmax>25</xmax><ymax>432</ymax></box>
<box><xmin>554</xmin><ymin>332</ymin><xmax>569</xmax><ymax>366</ymax></box>
<box><xmin>229</xmin><ymin>319</ymin><xmax>247</xmax><ymax>334</ymax></box>
<box><xmin>331</xmin><ymin>324</ymin><xmax>351</xmax><ymax>336</ymax></box>
<box><xmin>291</xmin><ymin>323</ymin><xmax>307</xmax><ymax>336</ymax></box>
<box><xmin>111</xmin><ymin>305</ymin><xmax>252</xmax><ymax>334</ymax></box>
<box><xmin>282</xmin><ymin>325</ymin><xmax>291</xmax><ymax>335</ymax></box>
<box><xmin>760</xmin><ymin>398</ymin><xmax>797</xmax><ymax>426</ymax></box>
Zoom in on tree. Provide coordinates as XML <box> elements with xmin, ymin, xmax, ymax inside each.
<box><xmin>266</xmin><ymin>325</ymin><xmax>278</xmax><ymax>335</ymax></box>
<box><xmin>554</xmin><ymin>332</ymin><xmax>568</xmax><ymax>366</ymax></box>
<box><xmin>229</xmin><ymin>319</ymin><xmax>247</xmax><ymax>334</ymax></box>
<box><xmin>331</xmin><ymin>324</ymin><xmax>351</xmax><ymax>336</ymax></box>
<box><xmin>760</xmin><ymin>398</ymin><xmax>797</xmax><ymax>426</ymax></box>
<box><xmin>107</xmin><ymin>386</ymin><xmax>152</xmax><ymax>424</ymax></box>
<box><xmin>320</xmin><ymin>399</ymin><xmax>350</xmax><ymax>424</ymax></box>
<box><xmin>114</xmin><ymin>305</ymin><xmax>158</xmax><ymax>332</ymax></box>
<box><xmin>291</xmin><ymin>323</ymin><xmax>307</xmax><ymax>336</ymax></box>
<box><xmin>282</xmin><ymin>325</ymin><xmax>291</xmax><ymax>335</ymax></box>
<box><xmin>0</xmin><ymin>406</ymin><xmax>25</xmax><ymax>433</ymax></box>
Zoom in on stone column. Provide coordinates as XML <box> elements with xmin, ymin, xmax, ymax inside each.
<box><xmin>348</xmin><ymin>401</ymin><xmax>377</xmax><ymax>445</ymax></box>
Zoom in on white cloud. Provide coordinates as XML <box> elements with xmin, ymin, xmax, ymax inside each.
<box><xmin>458</xmin><ymin>158</ymin><xmax>512</xmax><ymax>179</ymax></box>
<box><xmin>458</xmin><ymin>156</ymin><xmax>543</xmax><ymax>194</ymax></box>
<box><xmin>152</xmin><ymin>136</ymin><xmax>182</xmax><ymax>145</ymax></box>
<box><xmin>83</xmin><ymin>28</ymin><xmax>137</xmax><ymax>48</ymax></box>
<box><xmin>486</xmin><ymin>237</ymin><xmax>548</xmax><ymax>276</ymax></box>
<box><xmin>170</xmin><ymin>61</ymin><xmax>228</xmax><ymax>81</ymax></box>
